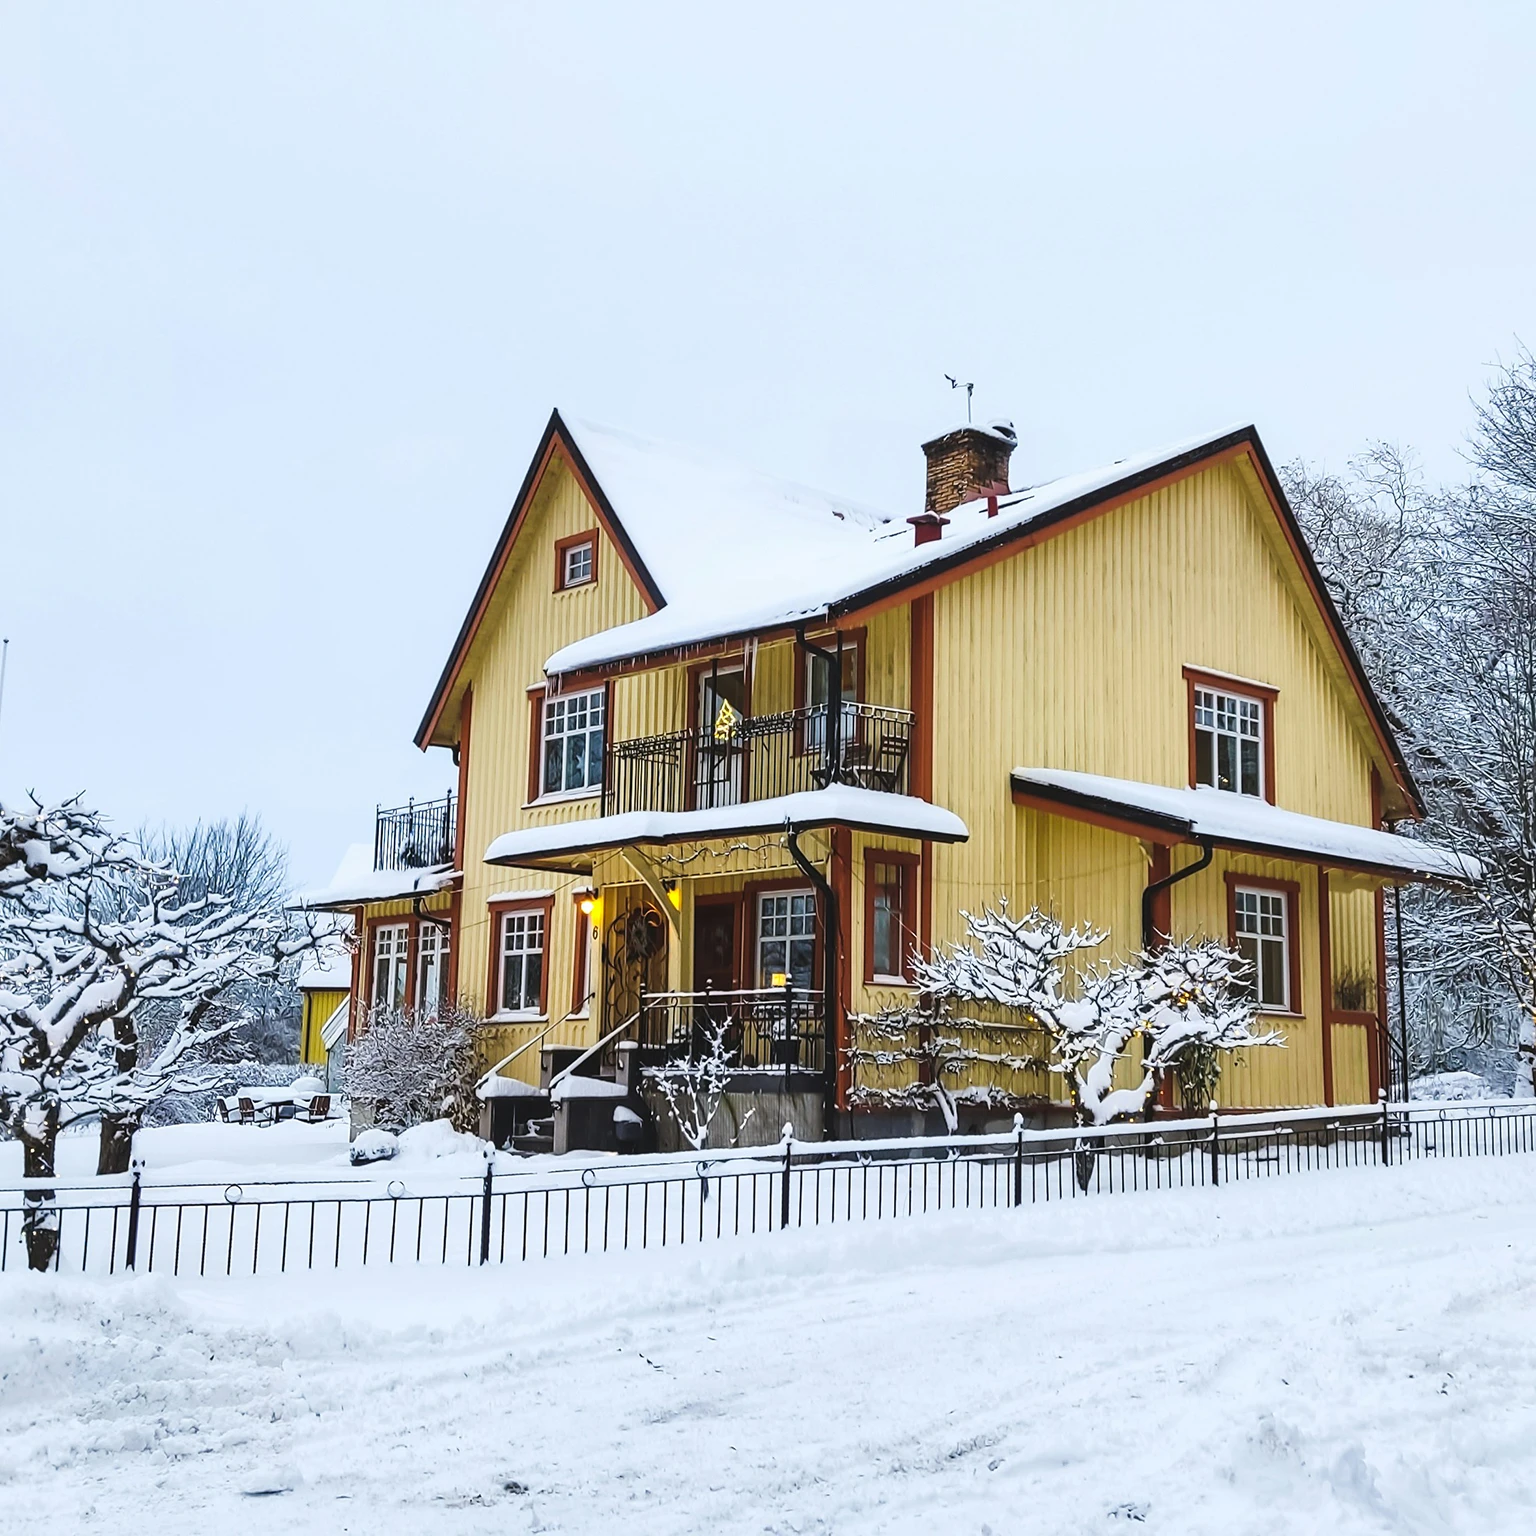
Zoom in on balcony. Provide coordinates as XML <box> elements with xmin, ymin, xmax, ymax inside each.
<box><xmin>374</xmin><ymin>793</ymin><xmax>456</xmax><ymax>872</ymax></box>
<box><xmin>602</xmin><ymin>702</ymin><xmax>914</xmax><ymax>818</ymax></box>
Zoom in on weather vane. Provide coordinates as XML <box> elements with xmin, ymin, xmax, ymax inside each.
<box><xmin>945</xmin><ymin>374</ymin><xmax>975</xmax><ymax>423</ymax></box>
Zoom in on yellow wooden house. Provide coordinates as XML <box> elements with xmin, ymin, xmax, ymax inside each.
<box><xmin>313</xmin><ymin>409</ymin><xmax>1470</xmax><ymax>1142</ymax></box>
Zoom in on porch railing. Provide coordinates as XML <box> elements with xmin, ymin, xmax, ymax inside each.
<box><xmin>602</xmin><ymin>702</ymin><xmax>914</xmax><ymax>817</ymax></box>
<box><xmin>636</xmin><ymin>986</ymin><xmax>826</xmax><ymax>1077</ymax></box>
<box><xmin>374</xmin><ymin>793</ymin><xmax>456</xmax><ymax>872</ymax></box>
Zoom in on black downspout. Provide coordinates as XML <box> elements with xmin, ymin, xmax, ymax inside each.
<box><xmin>786</xmin><ymin>823</ymin><xmax>838</xmax><ymax>1138</ymax></box>
<box><xmin>1141</xmin><ymin>840</ymin><xmax>1215</xmax><ymax>951</ymax></box>
<box><xmin>796</xmin><ymin>628</ymin><xmax>843</xmax><ymax>782</ymax></box>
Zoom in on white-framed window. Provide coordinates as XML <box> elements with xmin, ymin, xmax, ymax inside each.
<box><xmin>415</xmin><ymin>922</ymin><xmax>450</xmax><ymax>1015</ymax></box>
<box><xmin>371</xmin><ymin>922</ymin><xmax>409</xmax><ymax>1012</ymax></box>
<box><xmin>1194</xmin><ymin>687</ymin><xmax>1263</xmax><ymax>797</ymax></box>
<box><xmin>542</xmin><ymin>688</ymin><xmax>605</xmax><ymax>796</ymax></box>
<box><xmin>1234</xmin><ymin>887</ymin><xmax>1289</xmax><ymax>1010</ymax></box>
<box><xmin>498</xmin><ymin>908</ymin><xmax>546</xmax><ymax>1015</ymax></box>
<box><xmin>560</xmin><ymin>539</ymin><xmax>594</xmax><ymax>589</ymax></box>
<box><xmin>757</xmin><ymin>890</ymin><xmax>816</xmax><ymax>990</ymax></box>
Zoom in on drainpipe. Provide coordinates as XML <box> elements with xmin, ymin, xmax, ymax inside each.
<box><xmin>1140</xmin><ymin>840</ymin><xmax>1214</xmax><ymax>950</ymax></box>
<box><xmin>796</xmin><ymin>628</ymin><xmax>843</xmax><ymax>782</ymax></box>
<box><xmin>786</xmin><ymin>823</ymin><xmax>838</xmax><ymax>1138</ymax></box>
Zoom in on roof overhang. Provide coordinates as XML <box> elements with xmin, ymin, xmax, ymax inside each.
<box><xmin>1010</xmin><ymin>768</ymin><xmax>1477</xmax><ymax>885</ymax></box>
<box><xmin>415</xmin><ymin>409</ymin><xmax>665</xmax><ymax>751</ymax></box>
<box><xmin>293</xmin><ymin>865</ymin><xmax>460</xmax><ymax>913</ymax></box>
<box><xmin>484</xmin><ymin>787</ymin><xmax>969</xmax><ymax>874</ymax></box>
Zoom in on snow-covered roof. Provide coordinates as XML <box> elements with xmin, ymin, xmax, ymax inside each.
<box><xmin>546</xmin><ymin>423</ymin><xmax>1249</xmax><ymax>676</ymax></box>
<box><xmin>297</xmin><ymin>950</ymin><xmax>352</xmax><ymax>991</ymax></box>
<box><xmin>295</xmin><ymin>842</ymin><xmax>458</xmax><ymax>911</ymax></box>
<box><xmin>1010</xmin><ymin>769</ymin><xmax>1479</xmax><ymax>883</ymax></box>
<box><xmin>485</xmin><ymin>786</ymin><xmax>968</xmax><ymax>871</ymax></box>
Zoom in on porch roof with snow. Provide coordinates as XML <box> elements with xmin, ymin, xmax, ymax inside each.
<box><xmin>483</xmin><ymin>786</ymin><xmax>968</xmax><ymax>874</ymax></box>
<box><xmin>1009</xmin><ymin>769</ymin><xmax>1479</xmax><ymax>884</ymax></box>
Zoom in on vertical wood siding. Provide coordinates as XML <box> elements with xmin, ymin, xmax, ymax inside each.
<box><xmin>451</xmin><ymin>458</ymin><xmax>655</xmax><ymax>1050</ymax></box>
<box><xmin>922</xmin><ymin>460</ymin><xmax>1387</xmax><ymax>1109</ymax></box>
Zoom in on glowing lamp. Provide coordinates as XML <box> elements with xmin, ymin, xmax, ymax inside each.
<box><xmin>667</xmin><ymin>886</ymin><xmax>682</xmax><ymax>910</ymax></box>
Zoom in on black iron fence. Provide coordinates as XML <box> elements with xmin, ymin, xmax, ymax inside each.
<box><xmin>6</xmin><ymin>1098</ymin><xmax>1534</xmax><ymax>1277</ymax></box>
<box><xmin>374</xmin><ymin>793</ymin><xmax>456</xmax><ymax>871</ymax></box>
<box><xmin>602</xmin><ymin>703</ymin><xmax>914</xmax><ymax>817</ymax></box>
<box><xmin>636</xmin><ymin>986</ymin><xmax>826</xmax><ymax>1076</ymax></box>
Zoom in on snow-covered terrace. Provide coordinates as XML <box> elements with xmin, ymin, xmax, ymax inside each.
<box><xmin>484</xmin><ymin>785</ymin><xmax>968</xmax><ymax>873</ymax></box>
<box><xmin>545</xmin><ymin>418</ymin><xmax>1252</xmax><ymax>677</ymax></box>
<box><xmin>294</xmin><ymin>841</ymin><xmax>459</xmax><ymax>911</ymax></box>
<box><xmin>1010</xmin><ymin>769</ymin><xmax>1479</xmax><ymax>883</ymax></box>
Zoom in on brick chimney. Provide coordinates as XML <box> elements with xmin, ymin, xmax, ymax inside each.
<box><xmin>921</xmin><ymin>421</ymin><xmax>1017</xmax><ymax>515</ymax></box>
<box><xmin>909</xmin><ymin>421</ymin><xmax>1016</xmax><ymax>545</ymax></box>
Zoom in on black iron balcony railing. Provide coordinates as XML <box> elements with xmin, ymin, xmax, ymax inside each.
<box><xmin>374</xmin><ymin>793</ymin><xmax>456</xmax><ymax>872</ymax></box>
<box><xmin>635</xmin><ymin>987</ymin><xmax>826</xmax><ymax>1077</ymax></box>
<box><xmin>602</xmin><ymin>702</ymin><xmax>914</xmax><ymax>818</ymax></box>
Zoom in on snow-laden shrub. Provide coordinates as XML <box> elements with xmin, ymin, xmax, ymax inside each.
<box><xmin>345</xmin><ymin>1004</ymin><xmax>480</xmax><ymax>1132</ymax></box>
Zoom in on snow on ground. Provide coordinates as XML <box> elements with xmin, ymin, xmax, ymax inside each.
<box><xmin>4</xmin><ymin>1154</ymin><xmax>1536</xmax><ymax>1534</ymax></box>
<box><xmin>1411</xmin><ymin>1071</ymin><xmax>1500</xmax><ymax>1102</ymax></box>
<box><xmin>0</xmin><ymin>1119</ymin><xmax>516</xmax><ymax>1192</ymax></box>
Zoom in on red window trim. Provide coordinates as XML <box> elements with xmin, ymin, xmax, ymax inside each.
<box><xmin>863</xmin><ymin>849</ymin><xmax>919</xmax><ymax>984</ymax></box>
<box><xmin>527</xmin><ymin>681</ymin><xmax>610</xmax><ymax>804</ymax></box>
<box><xmin>1185</xmin><ymin>665</ymin><xmax>1277</xmax><ymax>805</ymax></box>
<box><xmin>553</xmin><ymin>531</ymin><xmax>599</xmax><ymax>591</ymax></box>
<box><xmin>526</xmin><ymin>686</ymin><xmax>546</xmax><ymax>805</ymax></box>
<box><xmin>1224</xmin><ymin>872</ymin><xmax>1301</xmax><ymax>1015</ymax></box>
<box><xmin>363</xmin><ymin>914</ymin><xmax>413</xmax><ymax>1014</ymax></box>
<box><xmin>486</xmin><ymin>895</ymin><xmax>556</xmax><ymax>1018</ymax></box>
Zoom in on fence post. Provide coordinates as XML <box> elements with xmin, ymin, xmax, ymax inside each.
<box><xmin>479</xmin><ymin>1148</ymin><xmax>494</xmax><ymax>1265</ymax></box>
<box><xmin>780</xmin><ymin>1121</ymin><xmax>794</xmax><ymax>1231</ymax></box>
<box><xmin>1379</xmin><ymin>1088</ymin><xmax>1390</xmax><ymax>1168</ymax></box>
<box><xmin>1209</xmin><ymin>1101</ymin><xmax>1220</xmax><ymax>1188</ymax></box>
<box><xmin>1013</xmin><ymin>1112</ymin><xmax>1024</xmax><ymax>1208</ymax></box>
<box><xmin>125</xmin><ymin>1159</ymin><xmax>144</xmax><ymax>1271</ymax></box>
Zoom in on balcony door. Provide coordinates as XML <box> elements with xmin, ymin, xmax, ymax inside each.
<box><xmin>693</xmin><ymin>666</ymin><xmax>748</xmax><ymax>809</ymax></box>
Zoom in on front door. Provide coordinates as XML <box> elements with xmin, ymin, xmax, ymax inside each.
<box><xmin>693</xmin><ymin>902</ymin><xmax>738</xmax><ymax>993</ymax></box>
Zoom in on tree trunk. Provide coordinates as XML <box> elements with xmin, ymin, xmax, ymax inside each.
<box><xmin>20</xmin><ymin>1101</ymin><xmax>61</xmax><ymax>1273</ymax></box>
<box><xmin>1516</xmin><ymin>1007</ymin><xmax>1536</xmax><ymax>1099</ymax></box>
<box><xmin>96</xmin><ymin>1109</ymin><xmax>140</xmax><ymax>1176</ymax></box>
<box><xmin>96</xmin><ymin>1013</ymin><xmax>142</xmax><ymax>1175</ymax></box>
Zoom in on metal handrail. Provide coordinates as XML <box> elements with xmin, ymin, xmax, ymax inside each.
<box><xmin>546</xmin><ymin>1010</ymin><xmax>642</xmax><ymax>1093</ymax></box>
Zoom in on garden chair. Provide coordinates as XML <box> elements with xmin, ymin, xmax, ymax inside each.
<box><xmin>296</xmin><ymin>1094</ymin><xmax>331</xmax><ymax>1123</ymax></box>
<box><xmin>237</xmin><ymin>1096</ymin><xmax>259</xmax><ymax>1125</ymax></box>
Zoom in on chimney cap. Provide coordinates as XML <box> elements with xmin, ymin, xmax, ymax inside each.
<box><xmin>921</xmin><ymin>419</ymin><xmax>1017</xmax><ymax>453</ymax></box>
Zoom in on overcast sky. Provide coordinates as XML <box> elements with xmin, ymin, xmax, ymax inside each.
<box><xmin>3</xmin><ymin>2</ymin><xmax>1533</xmax><ymax>887</ymax></box>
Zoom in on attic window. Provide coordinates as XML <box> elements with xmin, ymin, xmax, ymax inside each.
<box><xmin>556</xmin><ymin>534</ymin><xmax>597</xmax><ymax>591</ymax></box>
<box><xmin>1185</xmin><ymin>667</ymin><xmax>1276</xmax><ymax>803</ymax></box>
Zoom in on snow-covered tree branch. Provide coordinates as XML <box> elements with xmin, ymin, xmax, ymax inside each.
<box><xmin>857</xmin><ymin>902</ymin><xmax>1280</xmax><ymax>1131</ymax></box>
<box><xmin>0</xmin><ymin>797</ymin><xmax>322</xmax><ymax>1270</ymax></box>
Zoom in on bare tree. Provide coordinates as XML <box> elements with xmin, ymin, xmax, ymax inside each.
<box><xmin>642</xmin><ymin>1015</ymin><xmax>739</xmax><ymax>1152</ymax></box>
